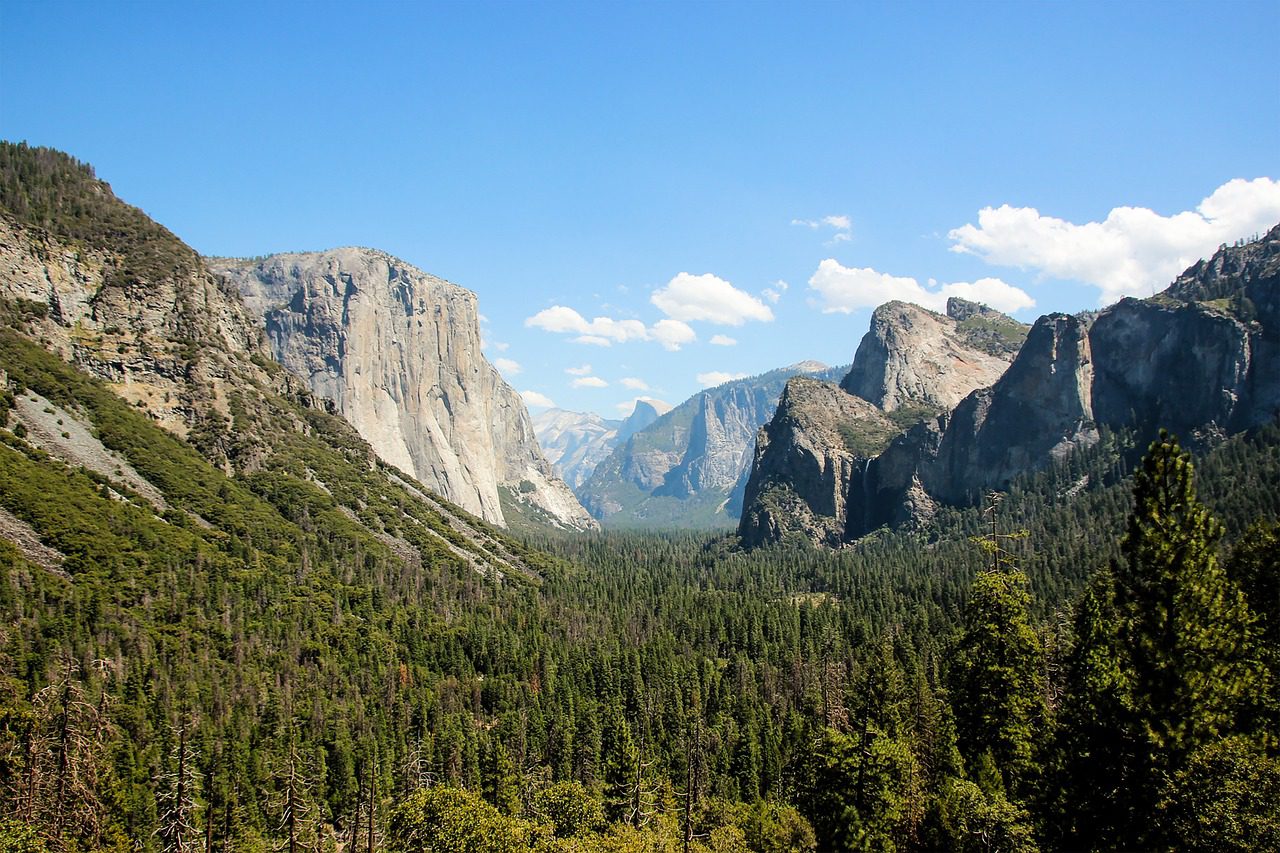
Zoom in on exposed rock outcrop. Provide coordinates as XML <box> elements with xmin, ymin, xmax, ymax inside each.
<box><xmin>742</xmin><ymin>225</ymin><xmax>1280</xmax><ymax>548</ymax></box>
<box><xmin>739</xmin><ymin>301</ymin><xmax>1027</xmax><ymax>547</ymax></box>
<box><xmin>578</xmin><ymin>362</ymin><xmax>844</xmax><ymax>529</ymax></box>
<box><xmin>210</xmin><ymin>250</ymin><xmax>597</xmax><ymax>530</ymax></box>
<box><xmin>841</xmin><ymin>298</ymin><xmax>1026</xmax><ymax>413</ymax></box>
<box><xmin>738</xmin><ymin>377</ymin><xmax>895</xmax><ymax>547</ymax></box>
<box><xmin>0</xmin><ymin>214</ymin><xmax>269</xmax><ymax>444</ymax></box>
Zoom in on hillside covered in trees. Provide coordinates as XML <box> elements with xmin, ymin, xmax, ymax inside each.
<box><xmin>0</xmin><ymin>144</ymin><xmax>1278</xmax><ymax>852</ymax></box>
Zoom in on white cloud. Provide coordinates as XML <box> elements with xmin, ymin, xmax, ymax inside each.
<box><xmin>572</xmin><ymin>376</ymin><xmax>609</xmax><ymax>389</ymax></box>
<box><xmin>490</xmin><ymin>341</ymin><xmax>509</xmax><ymax>352</ymax></box>
<box><xmin>762</xmin><ymin>280</ymin><xmax>789</xmax><ymax>304</ymax></box>
<box><xmin>493</xmin><ymin>357</ymin><xmax>521</xmax><ymax>375</ymax></box>
<box><xmin>709</xmin><ymin>334</ymin><xmax>737</xmax><ymax>346</ymax></box>
<box><xmin>621</xmin><ymin>377</ymin><xmax>650</xmax><ymax>390</ymax></box>
<box><xmin>650</xmin><ymin>318</ymin><xmax>697</xmax><ymax>351</ymax></box>
<box><xmin>520</xmin><ymin>390</ymin><xmax>554</xmax><ymax>408</ymax></box>
<box><xmin>697</xmin><ymin>370</ymin><xmax>748</xmax><ymax>388</ymax></box>
<box><xmin>948</xmin><ymin>177</ymin><xmax>1280</xmax><ymax>305</ymax></box>
<box><xmin>807</xmin><ymin>259</ymin><xmax>1035</xmax><ymax>315</ymax></box>
<box><xmin>525</xmin><ymin>306</ymin><xmax>649</xmax><ymax>344</ymax></box>
<box><xmin>651</xmin><ymin>273</ymin><xmax>774</xmax><ymax>326</ymax></box>
<box><xmin>793</xmin><ymin>215</ymin><xmax>853</xmax><ymax>244</ymax></box>
<box><xmin>565</xmin><ymin>364</ymin><xmax>593</xmax><ymax>376</ymax></box>
<box><xmin>526</xmin><ymin>305</ymin><xmax>695</xmax><ymax>349</ymax></box>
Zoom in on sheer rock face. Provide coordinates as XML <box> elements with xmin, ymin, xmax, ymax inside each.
<box><xmin>841</xmin><ymin>299</ymin><xmax>1025</xmax><ymax>413</ymax></box>
<box><xmin>739</xmin><ymin>300</ymin><xmax>1025</xmax><ymax>548</ymax></box>
<box><xmin>210</xmin><ymin>249</ymin><xmax>596</xmax><ymax>530</ymax></box>
<box><xmin>0</xmin><ymin>215</ymin><xmax>268</xmax><ymax>441</ymax></box>
<box><xmin>838</xmin><ymin>226</ymin><xmax>1279</xmax><ymax>542</ymax></box>
<box><xmin>738</xmin><ymin>377</ymin><xmax>895</xmax><ymax>548</ymax></box>
<box><xmin>742</xmin><ymin>227</ymin><xmax>1280</xmax><ymax>548</ymax></box>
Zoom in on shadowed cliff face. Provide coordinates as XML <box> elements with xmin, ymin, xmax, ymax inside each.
<box><xmin>739</xmin><ymin>300</ymin><xmax>1026</xmax><ymax>548</ymax></box>
<box><xmin>738</xmin><ymin>377</ymin><xmax>896</xmax><ymax>548</ymax></box>
<box><xmin>742</xmin><ymin>227</ymin><xmax>1280</xmax><ymax>548</ymax></box>
<box><xmin>210</xmin><ymin>250</ymin><xmax>597</xmax><ymax>531</ymax></box>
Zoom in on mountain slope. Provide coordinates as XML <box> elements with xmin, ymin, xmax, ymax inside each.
<box><xmin>208</xmin><ymin>250</ymin><xmax>597</xmax><ymax>531</ymax></box>
<box><xmin>532</xmin><ymin>398</ymin><xmax>668</xmax><ymax>490</ymax></box>
<box><xmin>741</xmin><ymin>225</ymin><xmax>1280</xmax><ymax>548</ymax></box>
<box><xmin>739</xmin><ymin>300</ymin><xmax>1027</xmax><ymax>547</ymax></box>
<box><xmin>578</xmin><ymin>362</ymin><xmax>845</xmax><ymax>528</ymax></box>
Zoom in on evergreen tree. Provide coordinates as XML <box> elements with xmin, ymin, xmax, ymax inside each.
<box><xmin>1058</xmin><ymin>433</ymin><xmax>1268</xmax><ymax>848</ymax></box>
<box><xmin>948</xmin><ymin>564</ymin><xmax>1047</xmax><ymax>799</ymax></box>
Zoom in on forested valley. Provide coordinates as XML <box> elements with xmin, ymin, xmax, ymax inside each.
<box><xmin>1</xmin><ymin>143</ymin><xmax>1278</xmax><ymax>852</ymax></box>
<box><xmin>2</xmin><ymin>341</ymin><xmax>1278</xmax><ymax>851</ymax></box>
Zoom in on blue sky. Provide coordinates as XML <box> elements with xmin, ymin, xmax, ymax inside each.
<box><xmin>3</xmin><ymin>0</ymin><xmax>1277</xmax><ymax>417</ymax></box>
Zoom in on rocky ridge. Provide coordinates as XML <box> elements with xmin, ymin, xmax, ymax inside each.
<box><xmin>842</xmin><ymin>298</ymin><xmax>1026</xmax><ymax>414</ymax></box>
<box><xmin>578</xmin><ymin>362</ymin><xmax>845</xmax><ymax>529</ymax></box>
<box><xmin>738</xmin><ymin>300</ymin><xmax>1027</xmax><ymax>546</ymax></box>
<box><xmin>209</xmin><ymin>250</ymin><xmax>597</xmax><ymax>531</ymax></box>
<box><xmin>741</xmin><ymin>225</ymin><xmax>1280</xmax><ymax>548</ymax></box>
<box><xmin>533</xmin><ymin>398</ymin><xmax>668</xmax><ymax>491</ymax></box>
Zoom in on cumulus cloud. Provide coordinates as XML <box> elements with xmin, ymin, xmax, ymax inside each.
<box><xmin>492</xmin><ymin>358</ymin><xmax>521</xmax><ymax>376</ymax></box>
<box><xmin>621</xmin><ymin>377</ymin><xmax>650</xmax><ymax>390</ymax></box>
<box><xmin>808</xmin><ymin>260</ymin><xmax>1035</xmax><ymax>315</ymax></box>
<box><xmin>762</xmin><ymin>280</ymin><xmax>789</xmax><ymax>304</ymax></box>
<box><xmin>520</xmin><ymin>390</ymin><xmax>554</xmax><ymax>408</ymax></box>
<box><xmin>565</xmin><ymin>364</ymin><xmax>593</xmax><ymax>376</ymax></box>
<box><xmin>709</xmin><ymin>334</ymin><xmax>737</xmax><ymax>346</ymax></box>
<box><xmin>649</xmin><ymin>319</ymin><xmax>696</xmax><ymax>351</ymax></box>
<box><xmin>948</xmin><ymin>177</ymin><xmax>1280</xmax><ymax>305</ymax></box>
<box><xmin>526</xmin><ymin>306</ymin><xmax>649</xmax><ymax>344</ymax></box>
<box><xmin>697</xmin><ymin>371</ymin><xmax>748</xmax><ymax>388</ymax></box>
<box><xmin>572</xmin><ymin>376</ymin><xmax>609</xmax><ymax>389</ymax></box>
<box><xmin>651</xmin><ymin>273</ymin><xmax>774</xmax><ymax>326</ymax></box>
<box><xmin>526</xmin><ymin>305</ymin><xmax>695</xmax><ymax>350</ymax></box>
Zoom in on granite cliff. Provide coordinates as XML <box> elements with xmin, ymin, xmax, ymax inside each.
<box><xmin>741</xmin><ymin>225</ymin><xmax>1280</xmax><ymax>548</ymax></box>
<box><xmin>738</xmin><ymin>300</ymin><xmax>1027</xmax><ymax>546</ymax></box>
<box><xmin>579</xmin><ymin>362</ymin><xmax>845</xmax><ymax>528</ymax></box>
<box><xmin>209</xmin><ymin>251</ymin><xmax>597</xmax><ymax>531</ymax></box>
<box><xmin>532</xmin><ymin>398</ymin><xmax>668</xmax><ymax>491</ymax></box>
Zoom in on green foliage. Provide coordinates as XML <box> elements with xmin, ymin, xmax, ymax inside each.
<box><xmin>948</xmin><ymin>567</ymin><xmax>1047</xmax><ymax>798</ymax></box>
<box><xmin>0</xmin><ymin>819</ymin><xmax>49</xmax><ymax>853</ymax></box>
<box><xmin>531</xmin><ymin>781</ymin><xmax>606</xmax><ymax>839</ymax></box>
<box><xmin>920</xmin><ymin>778</ymin><xmax>1036</xmax><ymax>853</ymax></box>
<box><xmin>0</xmin><ymin>142</ymin><xmax>199</xmax><ymax>284</ymax></box>
<box><xmin>1158</xmin><ymin>736</ymin><xmax>1280</xmax><ymax>852</ymax></box>
<box><xmin>1053</xmin><ymin>433</ymin><xmax>1272</xmax><ymax>850</ymax></box>
<box><xmin>387</xmin><ymin>786</ymin><xmax>546</xmax><ymax>853</ymax></box>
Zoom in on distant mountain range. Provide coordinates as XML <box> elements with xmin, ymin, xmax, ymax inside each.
<box><xmin>574</xmin><ymin>361</ymin><xmax>846</xmax><ymax>528</ymax></box>
<box><xmin>532</xmin><ymin>398</ymin><xmax>670</xmax><ymax>491</ymax></box>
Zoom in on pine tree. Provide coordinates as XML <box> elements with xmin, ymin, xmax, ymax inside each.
<box><xmin>1058</xmin><ymin>432</ymin><xmax>1267</xmax><ymax>848</ymax></box>
<box><xmin>949</xmin><ymin>497</ymin><xmax>1046</xmax><ymax>800</ymax></box>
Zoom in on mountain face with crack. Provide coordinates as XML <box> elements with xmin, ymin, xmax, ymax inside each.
<box><xmin>209</xmin><ymin>250</ymin><xmax>597</xmax><ymax>531</ymax></box>
<box><xmin>739</xmin><ymin>299</ymin><xmax>1027</xmax><ymax>547</ymax></box>
<box><xmin>532</xmin><ymin>398</ymin><xmax>669</xmax><ymax>491</ymax></box>
<box><xmin>740</xmin><ymin>226</ymin><xmax>1280</xmax><ymax>548</ymax></box>
<box><xmin>577</xmin><ymin>362</ymin><xmax>846</xmax><ymax>529</ymax></box>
